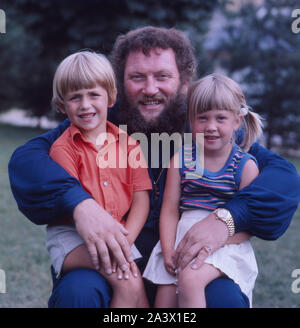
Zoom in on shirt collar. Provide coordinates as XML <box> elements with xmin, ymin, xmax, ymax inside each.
<box><xmin>69</xmin><ymin>121</ymin><xmax>124</xmax><ymax>148</ymax></box>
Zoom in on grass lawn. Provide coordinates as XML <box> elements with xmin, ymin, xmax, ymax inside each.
<box><xmin>252</xmin><ymin>156</ymin><xmax>300</xmax><ymax>308</ymax></box>
<box><xmin>0</xmin><ymin>123</ymin><xmax>299</xmax><ymax>308</ymax></box>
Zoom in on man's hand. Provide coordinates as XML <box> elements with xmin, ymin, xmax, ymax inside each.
<box><xmin>112</xmin><ymin>258</ymin><xmax>138</xmax><ymax>280</ymax></box>
<box><xmin>73</xmin><ymin>198</ymin><xmax>133</xmax><ymax>274</ymax></box>
<box><xmin>174</xmin><ymin>212</ymin><xmax>229</xmax><ymax>271</ymax></box>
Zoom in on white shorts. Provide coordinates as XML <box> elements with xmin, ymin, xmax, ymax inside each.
<box><xmin>46</xmin><ymin>224</ymin><xmax>142</xmax><ymax>278</ymax></box>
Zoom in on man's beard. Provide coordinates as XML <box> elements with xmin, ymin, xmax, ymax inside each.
<box><xmin>117</xmin><ymin>89</ymin><xmax>187</xmax><ymax>137</ymax></box>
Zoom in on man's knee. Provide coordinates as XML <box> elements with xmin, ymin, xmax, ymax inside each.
<box><xmin>48</xmin><ymin>268</ymin><xmax>111</xmax><ymax>308</ymax></box>
<box><xmin>205</xmin><ymin>277</ymin><xmax>250</xmax><ymax>308</ymax></box>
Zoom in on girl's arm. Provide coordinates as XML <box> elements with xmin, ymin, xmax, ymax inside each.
<box><xmin>159</xmin><ymin>153</ymin><xmax>182</xmax><ymax>275</ymax></box>
<box><xmin>124</xmin><ymin>190</ymin><xmax>150</xmax><ymax>245</ymax></box>
<box><xmin>225</xmin><ymin>158</ymin><xmax>259</xmax><ymax>245</ymax></box>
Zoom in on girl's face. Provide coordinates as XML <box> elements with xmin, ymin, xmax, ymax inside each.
<box><xmin>191</xmin><ymin>108</ymin><xmax>241</xmax><ymax>154</ymax></box>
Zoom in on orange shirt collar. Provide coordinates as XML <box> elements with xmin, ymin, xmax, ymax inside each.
<box><xmin>69</xmin><ymin>121</ymin><xmax>124</xmax><ymax>147</ymax></box>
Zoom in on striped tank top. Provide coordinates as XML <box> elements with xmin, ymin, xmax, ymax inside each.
<box><xmin>179</xmin><ymin>143</ymin><xmax>257</xmax><ymax>211</ymax></box>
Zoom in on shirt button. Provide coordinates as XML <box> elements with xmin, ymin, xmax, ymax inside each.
<box><xmin>103</xmin><ymin>181</ymin><xmax>109</xmax><ymax>187</ymax></box>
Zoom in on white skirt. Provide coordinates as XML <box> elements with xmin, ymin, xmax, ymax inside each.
<box><xmin>143</xmin><ymin>209</ymin><xmax>258</xmax><ymax>306</ymax></box>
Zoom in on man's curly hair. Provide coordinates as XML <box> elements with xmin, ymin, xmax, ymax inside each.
<box><xmin>110</xmin><ymin>26</ymin><xmax>197</xmax><ymax>91</ymax></box>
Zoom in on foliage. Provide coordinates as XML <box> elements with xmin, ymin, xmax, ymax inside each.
<box><xmin>215</xmin><ymin>0</ymin><xmax>300</xmax><ymax>149</ymax></box>
<box><xmin>0</xmin><ymin>0</ymin><xmax>217</xmax><ymax>117</ymax></box>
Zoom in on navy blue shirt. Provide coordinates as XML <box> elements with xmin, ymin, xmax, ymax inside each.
<box><xmin>8</xmin><ymin>110</ymin><xmax>300</xmax><ymax>259</ymax></box>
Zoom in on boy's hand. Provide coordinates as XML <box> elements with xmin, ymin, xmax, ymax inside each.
<box><xmin>74</xmin><ymin>198</ymin><xmax>133</xmax><ymax>275</ymax></box>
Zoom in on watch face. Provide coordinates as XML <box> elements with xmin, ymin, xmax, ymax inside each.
<box><xmin>218</xmin><ymin>209</ymin><xmax>227</xmax><ymax>217</ymax></box>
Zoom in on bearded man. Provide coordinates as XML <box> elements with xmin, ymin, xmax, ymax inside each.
<box><xmin>8</xmin><ymin>26</ymin><xmax>300</xmax><ymax>308</ymax></box>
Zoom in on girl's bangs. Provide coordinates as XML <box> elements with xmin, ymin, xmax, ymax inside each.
<box><xmin>196</xmin><ymin>82</ymin><xmax>239</xmax><ymax>114</ymax></box>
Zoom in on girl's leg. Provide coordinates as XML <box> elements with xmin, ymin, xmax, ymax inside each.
<box><xmin>177</xmin><ymin>263</ymin><xmax>222</xmax><ymax>308</ymax></box>
<box><xmin>154</xmin><ymin>285</ymin><xmax>178</xmax><ymax>308</ymax></box>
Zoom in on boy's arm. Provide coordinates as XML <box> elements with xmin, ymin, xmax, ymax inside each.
<box><xmin>8</xmin><ymin>119</ymin><xmax>92</xmax><ymax>225</ymax></box>
<box><xmin>124</xmin><ymin>140</ymin><xmax>153</xmax><ymax>245</ymax></box>
<box><xmin>124</xmin><ymin>190</ymin><xmax>150</xmax><ymax>245</ymax></box>
<box><xmin>223</xmin><ymin>142</ymin><xmax>300</xmax><ymax>240</ymax></box>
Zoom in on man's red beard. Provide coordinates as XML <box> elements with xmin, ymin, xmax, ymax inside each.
<box><xmin>117</xmin><ymin>88</ymin><xmax>187</xmax><ymax>137</ymax></box>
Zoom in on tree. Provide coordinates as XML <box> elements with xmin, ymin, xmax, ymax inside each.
<box><xmin>0</xmin><ymin>0</ymin><xmax>217</xmax><ymax>118</ymax></box>
<box><xmin>212</xmin><ymin>0</ymin><xmax>300</xmax><ymax>149</ymax></box>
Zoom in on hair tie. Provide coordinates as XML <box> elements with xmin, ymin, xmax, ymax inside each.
<box><xmin>240</xmin><ymin>106</ymin><xmax>249</xmax><ymax>116</ymax></box>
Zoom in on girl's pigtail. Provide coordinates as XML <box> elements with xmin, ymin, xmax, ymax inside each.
<box><xmin>240</xmin><ymin>105</ymin><xmax>263</xmax><ymax>152</ymax></box>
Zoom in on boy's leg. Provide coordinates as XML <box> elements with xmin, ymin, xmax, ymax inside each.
<box><xmin>62</xmin><ymin>244</ymin><xmax>94</xmax><ymax>274</ymax></box>
<box><xmin>154</xmin><ymin>285</ymin><xmax>178</xmax><ymax>308</ymax></box>
<box><xmin>63</xmin><ymin>244</ymin><xmax>148</xmax><ymax>308</ymax></box>
<box><xmin>107</xmin><ymin>262</ymin><xmax>149</xmax><ymax>308</ymax></box>
<box><xmin>178</xmin><ymin>263</ymin><xmax>222</xmax><ymax>308</ymax></box>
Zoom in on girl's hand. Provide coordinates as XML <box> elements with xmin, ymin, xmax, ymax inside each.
<box><xmin>164</xmin><ymin>251</ymin><xmax>177</xmax><ymax>276</ymax></box>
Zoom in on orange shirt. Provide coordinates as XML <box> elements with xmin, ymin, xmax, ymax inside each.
<box><xmin>49</xmin><ymin>121</ymin><xmax>152</xmax><ymax>225</ymax></box>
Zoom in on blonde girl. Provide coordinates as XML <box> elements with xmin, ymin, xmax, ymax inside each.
<box><xmin>143</xmin><ymin>74</ymin><xmax>263</xmax><ymax>308</ymax></box>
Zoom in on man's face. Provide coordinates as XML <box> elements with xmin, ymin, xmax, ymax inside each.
<box><xmin>123</xmin><ymin>48</ymin><xmax>184</xmax><ymax>123</ymax></box>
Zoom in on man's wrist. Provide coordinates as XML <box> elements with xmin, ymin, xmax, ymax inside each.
<box><xmin>59</xmin><ymin>186</ymin><xmax>93</xmax><ymax>222</ymax></box>
<box><xmin>213</xmin><ymin>208</ymin><xmax>235</xmax><ymax>237</ymax></box>
<box><xmin>73</xmin><ymin>197</ymin><xmax>95</xmax><ymax>221</ymax></box>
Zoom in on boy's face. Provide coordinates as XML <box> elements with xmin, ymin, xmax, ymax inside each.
<box><xmin>62</xmin><ymin>84</ymin><xmax>112</xmax><ymax>140</ymax></box>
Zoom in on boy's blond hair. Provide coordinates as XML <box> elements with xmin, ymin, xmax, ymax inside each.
<box><xmin>187</xmin><ymin>74</ymin><xmax>263</xmax><ymax>151</ymax></box>
<box><xmin>52</xmin><ymin>51</ymin><xmax>117</xmax><ymax>111</ymax></box>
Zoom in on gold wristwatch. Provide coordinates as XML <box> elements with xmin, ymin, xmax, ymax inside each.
<box><xmin>213</xmin><ymin>208</ymin><xmax>235</xmax><ymax>237</ymax></box>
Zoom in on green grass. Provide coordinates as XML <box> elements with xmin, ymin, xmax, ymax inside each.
<box><xmin>0</xmin><ymin>124</ymin><xmax>52</xmax><ymax>307</ymax></box>
<box><xmin>252</xmin><ymin>156</ymin><xmax>300</xmax><ymax>308</ymax></box>
<box><xmin>0</xmin><ymin>123</ymin><xmax>299</xmax><ymax>308</ymax></box>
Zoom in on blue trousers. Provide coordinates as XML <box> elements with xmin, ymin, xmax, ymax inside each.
<box><xmin>48</xmin><ymin>268</ymin><xmax>249</xmax><ymax>308</ymax></box>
